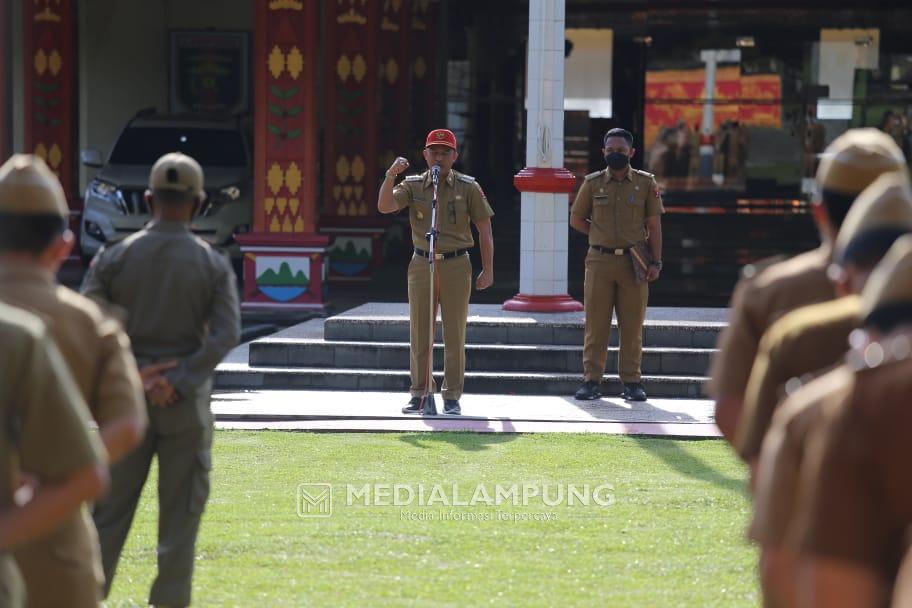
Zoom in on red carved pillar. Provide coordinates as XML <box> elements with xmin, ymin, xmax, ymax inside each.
<box><xmin>408</xmin><ymin>0</ymin><xmax>436</xmax><ymax>147</ymax></box>
<box><xmin>24</xmin><ymin>0</ymin><xmax>77</xmax><ymax>204</ymax></box>
<box><xmin>236</xmin><ymin>0</ymin><xmax>329</xmax><ymax>312</ymax></box>
<box><xmin>0</xmin><ymin>0</ymin><xmax>9</xmax><ymax>161</ymax></box>
<box><xmin>319</xmin><ymin>0</ymin><xmax>385</xmax><ymax>282</ymax></box>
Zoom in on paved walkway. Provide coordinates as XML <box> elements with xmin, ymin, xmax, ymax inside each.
<box><xmin>212</xmin><ymin>390</ymin><xmax>720</xmax><ymax>437</ymax></box>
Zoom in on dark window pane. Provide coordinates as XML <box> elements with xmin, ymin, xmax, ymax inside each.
<box><xmin>109</xmin><ymin>127</ymin><xmax>247</xmax><ymax>167</ymax></box>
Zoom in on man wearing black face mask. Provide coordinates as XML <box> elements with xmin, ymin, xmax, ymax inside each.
<box><xmin>569</xmin><ymin>128</ymin><xmax>665</xmax><ymax>402</ymax></box>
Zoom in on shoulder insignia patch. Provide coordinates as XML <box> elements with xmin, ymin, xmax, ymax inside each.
<box><xmin>457</xmin><ymin>174</ymin><xmax>476</xmax><ymax>183</ymax></box>
<box><xmin>633</xmin><ymin>168</ymin><xmax>655</xmax><ymax>179</ymax></box>
<box><xmin>404</xmin><ymin>175</ymin><xmax>423</xmax><ymax>182</ymax></box>
<box><xmin>741</xmin><ymin>254</ymin><xmax>787</xmax><ymax>280</ymax></box>
<box><xmin>584</xmin><ymin>170</ymin><xmax>605</xmax><ymax>182</ymax></box>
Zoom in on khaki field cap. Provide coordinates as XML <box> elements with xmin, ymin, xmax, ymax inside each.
<box><xmin>835</xmin><ymin>172</ymin><xmax>912</xmax><ymax>262</ymax></box>
<box><xmin>861</xmin><ymin>234</ymin><xmax>912</xmax><ymax>321</ymax></box>
<box><xmin>0</xmin><ymin>154</ymin><xmax>69</xmax><ymax>217</ymax></box>
<box><xmin>817</xmin><ymin>128</ymin><xmax>907</xmax><ymax>195</ymax></box>
<box><xmin>149</xmin><ymin>152</ymin><xmax>205</xmax><ymax>200</ymax></box>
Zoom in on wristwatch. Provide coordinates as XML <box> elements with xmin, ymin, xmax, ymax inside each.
<box><xmin>650</xmin><ymin>260</ymin><xmax>663</xmax><ymax>270</ymax></box>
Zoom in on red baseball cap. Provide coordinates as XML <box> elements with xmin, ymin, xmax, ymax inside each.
<box><xmin>425</xmin><ymin>129</ymin><xmax>457</xmax><ymax>151</ymax></box>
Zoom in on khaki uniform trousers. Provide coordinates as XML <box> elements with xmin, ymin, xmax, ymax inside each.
<box><xmin>407</xmin><ymin>252</ymin><xmax>472</xmax><ymax>401</ymax></box>
<box><xmin>93</xmin><ymin>382</ymin><xmax>213</xmax><ymax>608</ymax></box>
<box><xmin>583</xmin><ymin>248</ymin><xmax>648</xmax><ymax>384</ymax></box>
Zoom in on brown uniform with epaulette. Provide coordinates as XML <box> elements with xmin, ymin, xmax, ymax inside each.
<box><xmin>0</xmin><ymin>266</ymin><xmax>146</xmax><ymax>608</ymax></box>
<box><xmin>709</xmin><ymin>128</ymin><xmax>907</xmax><ymax>442</ymax></box>
<box><xmin>393</xmin><ymin>169</ymin><xmax>494</xmax><ymax>400</ymax></box>
<box><xmin>0</xmin><ymin>303</ymin><xmax>105</xmax><ymax>608</ymax></box>
<box><xmin>737</xmin><ymin>295</ymin><xmax>860</xmax><ymax>463</ymax></box>
<box><xmin>81</xmin><ymin>153</ymin><xmax>241</xmax><ymax>607</ymax></box>
<box><xmin>570</xmin><ymin>167</ymin><xmax>664</xmax><ymax>384</ymax></box>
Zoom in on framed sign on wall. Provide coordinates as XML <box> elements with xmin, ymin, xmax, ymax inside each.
<box><xmin>170</xmin><ymin>30</ymin><xmax>250</xmax><ymax>116</ymax></box>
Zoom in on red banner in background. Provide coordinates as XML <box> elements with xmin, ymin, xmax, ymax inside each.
<box><xmin>645</xmin><ymin>66</ymin><xmax>782</xmax><ymax>149</ymax></box>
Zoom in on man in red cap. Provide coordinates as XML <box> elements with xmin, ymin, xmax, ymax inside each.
<box><xmin>378</xmin><ymin>129</ymin><xmax>494</xmax><ymax>415</ymax></box>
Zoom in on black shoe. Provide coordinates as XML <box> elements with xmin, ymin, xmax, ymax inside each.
<box><xmin>402</xmin><ymin>397</ymin><xmax>422</xmax><ymax>414</ymax></box>
<box><xmin>622</xmin><ymin>383</ymin><xmax>647</xmax><ymax>402</ymax></box>
<box><xmin>443</xmin><ymin>399</ymin><xmax>461</xmax><ymax>415</ymax></box>
<box><xmin>403</xmin><ymin>395</ymin><xmax>438</xmax><ymax>415</ymax></box>
<box><xmin>574</xmin><ymin>381</ymin><xmax>601</xmax><ymax>400</ymax></box>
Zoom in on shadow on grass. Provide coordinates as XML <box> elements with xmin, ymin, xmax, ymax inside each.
<box><xmin>398</xmin><ymin>426</ymin><xmax>519</xmax><ymax>451</ymax></box>
<box><xmin>631</xmin><ymin>435</ymin><xmax>748</xmax><ymax>496</ymax></box>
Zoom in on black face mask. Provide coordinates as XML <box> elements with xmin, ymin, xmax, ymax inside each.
<box><xmin>606</xmin><ymin>152</ymin><xmax>630</xmax><ymax>171</ymax></box>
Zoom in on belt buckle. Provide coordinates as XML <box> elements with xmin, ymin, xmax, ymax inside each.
<box><xmin>434</xmin><ymin>253</ymin><xmax>445</xmax><ymax>260</ymax></box>
<box><xmin>614</xmin><ymin>248</ymin><xmax>624</xmax><ymax>255</ymax></box>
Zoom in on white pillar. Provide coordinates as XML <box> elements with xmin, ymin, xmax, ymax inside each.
<box><xmin>504</xmin><ymin>0</ymin><xmax>581</xmax><ymax>312</ymax></box>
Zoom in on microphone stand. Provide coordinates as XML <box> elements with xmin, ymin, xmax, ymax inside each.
<box><xmin>419</xmin><ymin>165</ymin><xmax>441</xmax><ymax>415</ymax></box>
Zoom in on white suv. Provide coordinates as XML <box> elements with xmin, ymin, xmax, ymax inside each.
<box><xmin>80</xmin><ymin>113</ymin><xmax>252</xmax><ymax>262</ymax></box>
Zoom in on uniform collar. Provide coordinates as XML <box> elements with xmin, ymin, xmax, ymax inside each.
<box><xmin>0</xmin><ymin>259</ymin><xmax>56</xmax><ymax>286</ymax></box>
<box><xmin>148</xmin><ymin>219</ymin><xmax>191</xmax><ymax>233</ymax></box>
<box><xmin>606</xmin><ymin>167</ymin><xmax>633</xmax><ymax>183</ymax></box>
<box><xmin>423</xmin><ymin>169</ymin><xmax>456</xmax><ymax>188</ymax></box>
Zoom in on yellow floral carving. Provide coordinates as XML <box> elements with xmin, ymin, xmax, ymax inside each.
<box><xmin>48</xmin><ymin>144</ymin><xmax>62</xmax><ymax>169</ymax></box>
<box><xmin>34</xmin><ymin>49</ymin><xmax>47</xmax><ymax>76</ymax></box>
<box><xmin>348</xmin><ymin>201</ymin><xmax>358</xmax><ymax>216</ymax></box>
<box><xmin>294</xmin><ymin>217</ymin><xmax>305</xmax><ymax>232</ymax></box>
<box><xmin>351</xmin><ymin>155</ymin><xmax>365</xmax><ymax>183</ymax></box>
<box><xmin>285</xmin><ymin>162</ymin><xmax>302</xmax><ymax>195</ymax></box>
<box><xmin>269</xmin><ymin>215</ymin><xmax>281</xmax><ymax>232</ymax></box>
<box><xmin>264</xmin><ymin>197</ymin><xmax>275</xmax><ymax>214</ymax></box>
<box><xmin>385</xmin><ymin>59</ymin><xmax>398</xmax><ymax>85</ymax></box>
<box><xmin>358</xmin><ymin>201</ymin><xmax>368</xmax><ymax>216</ymax></box>
<box><xmin>354</xmin><ymin>186</ymin><xmax>363</xmax><ymax>201</ymax></box>
<box><xmin>48</xmin><ymin>50</ymin><xmax>62</xmax><ymax>76</ymax></box>
<box><xmin>277</xmin><ymin>197</ymin><xmax>288</xmax><ymax>214</ymax></box>
<box><xmin>352</xmin><ymin>54</ymin><xmax>367</xmax><ymax>83</ymax></box>
<box><xmin>287</xmin><ymin>47</ymin><xmax>304</xmax><ymax>80</ymax></box>
<box><xmin>34</xmin><ymin>143</ymin><xmax>47</xmax><ymax>160</ymax></box>
<box><xmin>413</xmin><ymin>57</ymin><xmax>427</xmax><ymax>79</ymax></box>
<box><xmin>268</xmin><ymin>46</ymin><xmax>285</xmax><ymax>79</ymax></box>
<box><xmin>332</xmin><ymin>185</ymin><xmax>342</xmax><ymax>201</ymax></box>
<box><xmin>335</xmin><ymin>156</ymin><xmax>351</xmax><ymax>183</ymax></box>
<box><xmin>289</xmin><ymin>198</ymin><xmax>300</xmax><ymax>216</ymax></box>
<box><xmin>282</xmin><ymin>217</ymin><xmax>293</xmax><ymax>233</ymax></box>
<box><xmin>336</xmin><ymin>54</ymin><xmax>351</xmax><ymax>82</ymax></box>
<box><xmin>269</xmin><ymin>0</ymin><xmax>303</xmax><ymax>10</ymax></box>
<box><xmin>343</xmin><ymin>185</ymin><xmax>353</xmax><ymax>200</ymax></box>
<box><xmin>338</xmin><ymin>201</ymin><xmax>348</xmax><ymax>216</ymax></box>
<box><xmin>267</xmin><ymin>163</ymin><xmax>284</xmax><ymax>195</ymax></box>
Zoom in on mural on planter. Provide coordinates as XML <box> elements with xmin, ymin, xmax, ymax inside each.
<box><xmin>329</xmin><ymin>236</ymin><xmax>371</xmax><ymax>276</ymax></box>
<box><xmin>255</xmin><ymin>256</ymin><xmax>310</xmax><ymax>302</ymax></box>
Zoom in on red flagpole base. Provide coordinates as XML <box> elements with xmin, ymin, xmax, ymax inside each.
<box><xmin>502</xmin><ymin>293</ymin><xmax>583</xmax><ymax>313</ymax></box>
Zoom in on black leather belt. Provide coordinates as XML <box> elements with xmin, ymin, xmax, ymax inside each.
<box><xmin>591</xmin><ymin>245</ymin><xmax>630</xmax><ymax>256</ymax></box>
<box><xmin>414</xmin><ymin>247</ymin><xmax>470</xmax><ymax>260</ymax></box>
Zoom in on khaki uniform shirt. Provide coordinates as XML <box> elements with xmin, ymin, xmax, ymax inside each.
<box><xmin>736</xmin><ymin>295</ymin><xmax>861</xmax><ymax>461</ymax></box>
<box><xmin>393</xmin><ymin>169</ymin><xmax>494</xmax><ymax>252</ymax></box>
<box><xmin>893</xmin><ymin>547</ymin><xmax>912</xmax><ymax>608</ymax></box>
<box><xmin>0</xmin><ymin>263</ymin><xmax>146</xmax><ymax>607</ymax></box>
<box><xmin>0</xmin><ymin>304</ymin><xmax>103</xmax><ymax>607</ymax></box>
<box><xmin>708</xmin><ymin>246</ymin><xmax>837</xmax><ymax>400</ymax></box>
<box><xmin>81</xmin><ymin>220</ymin><xmax>241</xmax><ymax>432</ymax></box>
<box><xmin>0</xmin><ymin>264</ymin><xmax>145</xmax><ymax>428</ymax></box>
<box><xmin>793</xmin><ymin>356</ymin><xmax>912</xmax><ymax>583</ymax></box>
<box><xmin>749</xmin><ymin>365</ymin><xmax>852</xmax><ymax>548</ymax></box>
<box><xmin>570</xmin><ymin>168</ymin><xmax>665</xmax><ymax>248</ymax></box>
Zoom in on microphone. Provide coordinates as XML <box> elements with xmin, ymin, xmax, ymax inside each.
<box><xmin>431</xmin><ymin>164</ymin><xmax>440</xmax><ymax>185</ymax></box>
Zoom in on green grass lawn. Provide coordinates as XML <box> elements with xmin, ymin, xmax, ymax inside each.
<box><xmin>106</xmin><ymin>431</ymin><xmax>758</xmax><ymax>607</ymax></box>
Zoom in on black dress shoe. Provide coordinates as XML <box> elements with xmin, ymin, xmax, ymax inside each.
<box><xmin>403</xmin><ymin>395</ymin><xmax>438</xmax><ymax>415</ymax></box>
<box><xmin>622</xmin><ymin>383</ymin><xmax>647</xmax><ymax>402</ymax></box>
<box><xmin>402</xmin><ymin>397</ymin><xmax>422</xmax><ymax>414</ymax></box>
<box><xmin>574</xmin><ymin>380</ymin><xmax>601</xmax><ymax>400</ymax></box>
<box><xmin>443</xmin><ymin>399</ymin><xmax>461</xmax><ymax>415</ymax></box>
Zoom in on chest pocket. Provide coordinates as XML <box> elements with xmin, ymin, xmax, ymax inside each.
<box><xmin>592</xmin><ymin>194</ymin><xmax>612</xmax><ymax>222</ymax></box>
<box><xmin>410</xmin><ymin>196</ymin><xmax>432</xmax><ymax>234</ymax></box>
<box><xmin>621</xmin><ymin>187</ymin><xmax>648</xmax><ymax>241</ymax></box>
